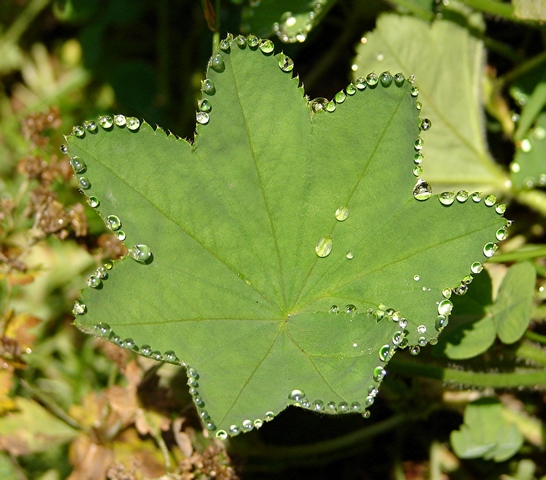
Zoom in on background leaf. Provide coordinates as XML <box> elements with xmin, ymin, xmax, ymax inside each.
<box><xmin>67</xmin><ymin>38</ymin><xmax>505</xmax><ymax>436</ymax></box>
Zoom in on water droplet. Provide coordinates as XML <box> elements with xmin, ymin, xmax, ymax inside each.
<box><xmin>408</xmin><ymin>74</ymin><xmax>415</xmax><ymax>84</ymax></box>
<box><xmin>229</xmin><ymin>425</ymin><xmax>240</xmax><ymax>434</ymax></box>
<box><xmin>242</xmin><ymin>420</ymin><xmax>253</xmax><ymax>431</ymax></box>
<box><xmin>418</xmin><ymin>336</ymin><xmax>427</xmax><ymax>346</ymax></box>
<box><xmin>87</xmin><ymin>275</ymin><xmax>101</xmax><ymax>288</ymax></box>
<box><xmin>202</xmin><ymin>79</ymin><xmax>215</xmax><ymax>95</ymax></box>
<box><xmin>413</xmin><ymin>179</ymin><xmax>432</xmax><ymax>201</ymax></box>
<box><xmin>196</xmin><ymin>112</ymin><xmax>210</xmax><ymax>125</ymax></box>
<box><xmin>413</xmin><ymin>165</ymin><xmax>423</xmax><ymax>177</ymax></box>
<box><xmin>315</xmin><ymin>236</ymin><xmax>332</xmax><ymax>258</ymax></box>
<box><xmin>520</xmin><ymin>138</ymin><xmax>532</xmax><ymax>152</ymax></box>
<box><xmin>411</xmin><ymin>86</ymin><xmax>419</xmax><ymax>97</ymax></box>
<box><xmin>78</xmin><ymin>177</ymin><xmax>90</xmax><ymax>189</ymax></box>
<box><xmin>409</xmin><ymin>345</ymin><xmax>420</xmax><ymax>355</ymax></box>
<box><xmin>471</xmin><ymin>192</ymin><xmax>482</xmax><ymax>203</ymax></box>
<box><xmin>413</xmin><ymin>274</ymin><xmax>420</xmax><ymax>282</ymax></box>
<box><xmin>338</xmin><ymin>402</ymin><xmax>348</xmax><ymax>412</ymax></box>
<box><xmin>471</xmin><ymin>262</ymin><xmax>483</xmax><ymax>274</ymax></box>
<box><xmin>379</xmin><ymin>71</ymin><xmax>392</xmax><ymax>87</ymax></box>
<box><xmin>124</xmin><ymin>338</ymin><xmax>135</xmax><ymax>349</ymax></box>
<box><xmin>253</xmin><ymin>419</ymin><xmax>263</xmax><ymax>428</ymax></box>
<box><xmin>419</xmin><ymin>118</ymin><xmax>432</xmax><ymax>131</ymax></box>
<box><xmin>346</xmin><ymin>84</ymin><xmax>356</xmax><ymax>95</ymax></box>
<box><xmin>415</xmin><ymin>101</ymin><xmax>422</xmax><ymax>110</ymax></box>
<box><xmin>71</xmin><ymin>156</ymin><xmax>86</xmax><ymax>174</ymax></box>
<box><xmin>346</xmin><ymin>252</ymin><xmax>354</xmax><ymax>260</ymax></box>
<box><xmin>104</xmin><ymin>261</ymin><xmax>113</xmax><ymax>270</ymax></box>
<box><xmin>72</xmin><ymin>125</ymin><xmax>85</xmax><ymax>137</ymax></box>
<box><xmin>288</xmin><ymin>389</ymin><xmax>305</xmax><ymax>402</ymax></box>
<box><xmin>206</xmin><ymin>421</ymin><xmax>216</xmax><ymax>430</ymax></box>
<box><xmin>437</xmin><ymin>299</ymin><xmax>453</xmax><ymax>316</ymax></box>
<box><xmin>126</xmin><ymin>117</ymin><xmax>140</xmax><ymax>131</ymax></box>
<box><xmin>199</xmin><ymin>99</ymin><xmax>212</xmax><ymax>113</ymax></box>
<box><xmin>151</xmin><ymin>350</ymin><xmax>163</xmax><ymax>361</ymax></box>
<box><xmin>496</xmin><ymin>227</ymin><xmax>508</xmax><ymax>241</ymax></box>
<box><xmin>399</xmin><ymin>318</ymin><xmax>408</xmax><ymax>329</ymax></box>
<box><xmin>414</xmin><ymin>137</ymin><xmax>424</xmax><ymax>151</ymax></box>
<box><xmin>310</xmin><ymin>97</ymin><xmax>328</xmax><ymax>113</ymax></box>
<box><xmin>394</xmin><ymin>72</ymin><xmax>405</xmax><ymax>87</ymax></box>
<box><xmin>453</xmin><ymin>283</ymin><xmax>468</xmax><ymax>295</ymax></box>
<box><xmin>106</xmin><ymin>215</ymin><xmax>121</xmax><ymax>231</ymax></box>
<box><xmin>379</xmin><ymin>344</ymin><xmax>390</xmax><ymax>362</ymax></box>
<box><xmin>95</xmin><ymin>266</ymin><xmax>107</xmax><ymax>279</ymax></box>
<box><xmin>129</xmin><ymin>244</ymin><xmax>152</xmax><ymax>263</ymax></box>
<box><xmin>354</xmin><ymin>77</ymin><xmax>367</xmax><ymax>90</ymax></box>
<box><xmin>98</xmin><ymin>115</ymin><xmax>113</xmax><ymax>129</ymax></box>
<box><xmin>414</xmin><ymin>153</ymin><xmax>424</xmax><ymax>164</ymax></box>
<box><xmin>164</xmin><ymin>351</ymin><xmax>178</xmax><ymax>363</ymax></box>
<box><xmin>313</xmin><ymin>400</ymin><xmax>324</xmax><ymax>411</ymax></box>
<box><xmin>114</xmin><ymin>114</ymin><xmax>126</xmax><ymax>127</ymax></box>
<box><xmin>329</xmin><ymin>305</ymin><xmax>339</xmax><ymax>314</ymax></box>
<box><xmin>116</xmin><ymin>231</ymin><xmax>126</xmax><ymax>241</ymax></box>
<box><xmin>140</xmin><ymin>344</ymin><xmax>152</xmax><ymax>356</ymax></box>
<box><xmin>334</xmin><ymin>91</ymin><xmax>346</xmax><ymax>104</ymax></box>
<box><xmin>247</xmin><ymin>34</ymin><xmax>259</xmax><ymax>48</ymax></box>
<box><xmin>495</xmin><ymin>203</ymin><xmax>506</xmax><ymax>215</ymax></box>
<box><xmin>96</xmin><ymin>322</ymin><xmax>111</xmax><ymax>336</ymax></box>
<box><xmin>483</xmin><ymin>242</ymin><xmax>497</xmax><ymax>258</ymax></box>
<box><xmin>435</xmin><ymin>315</ymin><xmax>447</xmax><ymax>330</ymax></box>
<box><xmin>325</xmin><ymin>101</ymin><xmax>336</xmax><ymax>112</ymax></box>
<box><xmin>417</xmin><ymin>324</ymin><xmax>426</xmax><ymax>334</ymax></box>
<box><xmin>87</xmin><ymin>197</ymin><xmax>100</xmax><ymax>208</ymax></box>
<box><xmin>362</xmin><ymin>410</ymin><xmax>371</xmax><ymax>419</ymax></box>
<box><xmin>345</xmin><ymin>304</ymin><xmax>357</xmax><ymax>314</ymax></box>
<box><xmin>335</xmin><ymin>206</ymin><xmax>349</xmax><ymax>221</ymax></box>
<box><xmin>259</xmin><ymin>39</ymin><xmax>274</xmax><ymax>53</ymax></box>
<box><xmin>484</xmin><ymin>194</ymin><xmax>496</xmax><ymax>207</ymax></box>
<box><xmin>216</xmin><ymin>430</ymin><xmax>228</xmax><ymax>440</ymax></box>
<box><xmin>351</xmin><ymin>402</ymin><xmax>361</xmax><ymax>412</ymax></box>
<box><xmin>60</xmin><ymin>144</ymin><xmax>68</xmax><ymax>154</ymax></box>
<box><xmin>442</xmin><ymin>288</ymin><xmax>451</xmax><ymax>299</ymax></box>
<box><xmin>392</xmin><ymin>331</ymin><xmax>404</xmax><ymax>345</ymax></box>
<box><xmin>277</xmin><ymin>53</ymin><xmax>294</xmax><ymax>72</ymax></box>
<box><xmin>373</xmin><ymin>366</ymin><xmax>386</xmax><ymax>382</ymax></box>
<box><xmin>439</xmin><ymin>191</ymin><xmax>455</xmax><ymax>206</ymax></box>
<box><xmin>72</xmin><ymin>300</ymin><xmax>86</xmax><ymax>315</ymax></box>
<box><xmin>210</xmin><ymin>53</ymin><xmax>225</xmax><ymax>72</ymax></box>
<box><xmin>366</xmin><ymin>73</ymin><xmax>378</xmax><ymax>87</ymax></box>
<box><xmin>327</xmin><ymin>401</ymin><xmax>337</xmax><ymax>412</ymax></box>
<box><xmin>265</xmin><ymin>411</ymin><xmax>275</xmax><ymax>421</ymax></box>
<box><xmin>188</xmin><ymin>367</ymin><xmax>199</xmax><ymax>379</ymax></box>
<box><xmin>84</xmin><ymin>120</ymin><xmax>97</xmax><ymax>132</ymax></box>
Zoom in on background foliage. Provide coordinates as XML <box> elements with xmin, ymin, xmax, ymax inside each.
<box><xmin>0</xmin><ymin>0</ymin><xmax>546</xmax><ymax>479</ymax></box>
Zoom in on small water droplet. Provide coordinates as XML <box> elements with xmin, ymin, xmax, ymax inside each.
<box><xmin>210</xmin><ymin>53</ymin><xmax>225</xmax><ymax>72</ymax></box>
<box><xmin>346</xmin><ymin>84</ymin><xmax>356</xmax><ymax>95</ymax></box>
<box><xmin>87</xmin><ymin>197</ymin><xmax>100</xmax><ymax>208</ymax></box>
<box><xmin>327</xmin><ymin>401</ymin><xmax>337</xmax><ymax>412</ymax></box>
<box><xmin>78</xmin><ymin>177</ymin><xmax>91</xmax><ymax>189</ymax></box>
<box><xmin>265</xmin><ymin>411</ymin><xmax>275</xmax><ymax>421</ymax></box>
<box><xmin>87</xmin><ymin>275</ymin><xmax>101</xmax><ymax>288</ymax></box>
<box><xmin>379</xmin><ymin>71</ymin><xmax>392</xmax><ymax>87</ymax></box>
<box><xmin>310</xmin><ymin>97</ymin><xmax>328</xmax><ymax>113</ymax></box>
<box><xmin>496</xmin><ymin>227</ymin><xmax>508</xmax><ymax>241</ymax></box>
<box><xmin>495</xmin><ymin>203</ymin><xmax>506</xmax><ymax>215</ymax></box>
<box><xmin>399</xmin><ymin>318</ymin><xmax>408</xmax><ymax>329</ymax></box>
<box><xmin>216</xmin><ymin>430</ymin><xmax>228</xmax><ymax>440</ymax></box>
<box><xmin>96</xmin><ymin>322</ymin><xmax>111</xmax><ymax>336</ymax></box>
<box><xmin>418</xmin><ymin>336</ymin><xmax>427</xmax><ymax>346</ymax></box>
<box><xmin>484</xmin><ymin>194</ymin><xmax>496</xmax><ymax>207</ymax></box>
<box><xmin>229</xmin><ymin>425</ymin><xmax>240</xmax><ymax>434</ymax></box>
<box><xmin>106</xmin><ymin>215</ymin><xmax>121</xmax><ymax>231</ymax></box>
<box><xmin>259</xmin><ymin>39</ymin><xmax>274</xmax><ymax>53</ymax></box>
<box><xmin>414</xmin><ymin>137</ymin><xmax>424</xmax><ymax>151</ymax></box>
<box><xmin>206</xmin><ymin>421</ymin><xmax>216</xmax><ymax>430</ymax></box>
<box><xmin>442</xmin><ymin>288</ymin><xmax>451</xmax><ymax>299</ymax></box>
<box><xmin>437</xmin><ymin>299</ymin><xmax>453</xmax><ymax>316</ymax></box>
<box><xmin>435</xmin><ymin>315</ymin><xmax>447</xmax><ymax>330</ymax></box>
<box><xmin>84</xmin><ymin>120</ymin><xmax>97</xmax><ymax>132</ymax></box>
<box><xmin>98</xmin><ymin>115</ymin><xmax>113</xmax><ymax>129</ymax></box>
<box><xmin>116</xmin><ymin>230</ymin><xmax>126</xmax><ymax>241</ymax></box>
<box><xmin>520</xmin><ymin>138</ymin><xmax>532</xmax><ymax>152</ymax></box>
<box><xmin>413</xmin><ymin>274</ymin><xmax>420</xmax><ymax>281</ymax></box>
<box><xmin>354</xmin><ymin>77</ymin><xmax>367</xmax><ymax>90</ymax></box>
<box><xmin>253</xmin><ymin>419</ymin><xmax>263</xmax><ymax>428</ymax></box>
<box><xmin>235</xmin><ymin>35</ymin><xmax>246</xmax><ymax>48</ymax></box>
<box><xmin>409</xmin><ymin>345</ymin><xmax>420</xmax><ymax>355</ymax></box>
<box><xmin>325</xmin><ymin>101</ymin><xmax>336</xmax><ymax>112</ymax></box>
<box><xmin>114</xmin><ymin>114</ymin><xmax>126</xmax><ymax>127</ymax></box>
<box><xmin>334</xmin><ymin>91</ymin><xmax>346</xmax><ymax>104</ymax></box>
<box><xmin>60</xmin><ymin>144</ymin><xmax>68</xmax><ymax>154</ymax></box>
<box><xmin>315</xmin><ymin>236</ymin><xmax>333</xmax><ymax>258</ymax></box>
<box><xmin>413</xmin><ymin>179</ymin><xmax>432</xmax><ymax>201</ymax></box>
<box><xmin>483</xmin><ymin>242</ymin><xmax>498</xmax><ymax>258</ymax></box>
<box><xmin>439</xmin><ymin>191</ymin><xmax>455</xmax><ymax>206</ymax></box>
<box><xmin>277</xmin><ymin>53</ymin><xmax>294</xmax><ymax>72</ymax></box>
<box><xmin>329</xmin><ymin>305</ymin><xmax>339</xmax><ymax>314</ymax></box>
<box><xmin>202</xmin><ymin>79</ymin><xmax>215</xmax><ymax>95</ymax></box>
<box><xmin>471</xmin><ymin>192</ymin><xmax>482</xmax><ymax>203</ymax></box>
<box><xmin>72</xmin><ymin>300</ymin><xmax>86</xmax><ymax>315</ymax></box>
<box><xmin>417</xmin><ymin>325</ymin><xmax>426</xmax><ymax>334</ymax></box>
<box><xmin>412</xmin><ymin>165</ymin><xmax>423</xmax><ymax>177</ymax></box>
<box><xmin>140</xmin><ymin>344</ymin><xmax>152</xmax><ymax>356</ymax></box>
<box><xmin>415</xmin><ymin>101</ymin><xmax>422</xmax><ymax>110</ymax></box>
<box><xmin>313</xmin><ymin>400</ymin><xmax>324</xmax><ymax>411</ymax></box>
<box><xmin>419</xmin><ymin>118</ymin><xmax>432</xmax><ymax>131</ymax></box>
<box><xmin>199</xmin><ymin>99</ymin><xmax>212</xmax><ymax>112</ymax></box>
<box><xmin>95</xmin><ymin>266</ymin><xmax>107</xmax><ymax>279</ymax></box>
<box><xmin>470</xmin><ymin>262</ymin><xmax>483</xmax><ymax>274</ymax></box>
<box><xmin>392</xmin><ymin>331</ymin><xmax>404</xmax><ymax>345</ymax></box>
<box><xmin>411</xmin><ymin>86</ymin><xmax>419</xmax><ymax>97</ymax></box>
<box><xmin>351</xmin><ymin>402</ymin><xmax>361</xmax><ymax>412</ymax></box>
<box><xmin>126</xmin><ymin>117</ymin><xmax>140</xmax><ymax>131</ymax></box>
<box><xmin>124</xmin><ymin>338</ymin><xmax>135</xmax><ymax>349</ymax></box>
<box><xmin>164</xmin><ymin>351</ymin><xmax>178</xmax><ymax>363</ymax></box>
<box><xmin>129</xmin><ymin>244</ymin><xmax>152</xmax><ymax>263</ymax></box>
<box><xmin>345</xmin><ymin>304</ymin><xmax>357</xmax><ymax>314</ymax></box>
<box><xmin>242</xmin><ymin>420</ymin><xmax>253</xmax><ymax>431</ymax></box>
<box><xmin>366</xmin><ymin>73</ymin><xmax>378</xmax><ymax>87</ymax></box>
<box><xmin>362</xmin><ymin>410</ymin><xmax>371</xmax><ymax>419</ymax></box>
<box><xmin>335</xmin><ymin>206</ymin><xmax>349</xmax><ymax>221</ymax></box>
<box><xmin>72</xmin><ymin>125</ymin><xmax>85</xmax><ymax>137</ymax></box>
<box><xmin>346</xmin><ymin>252</ymin><xmax>354</xmax><ymax>260</ymax></box>
<box><xmin>379</xmin><ymin>344</ymin><xmax>390</xmax><ymax>362</ymax></box>
<box><xmin>414</xmin><ymin>153</ymin><xmax>424</xmax><ymax>164</ymax></box>
<box><xmin>247</xmin><ymin>34</ymin><xmax>259</xmax><ymax>48</ymax></box>
<box><xmin>71</xmin><ymin>156</ymin><xmax>86</xmax><ymax>174</ymax></box>
<box><xmin>196</xmin><ymin>111</ymin><xmax>210</xmax><ymax>125</ymax></box>
<box><xmin>408</xmin><ymin>74</ymin><xmax>415</xmax><ymax>84</ymax></box>
<box><xmin>338</xmin><ymin>402</ymin><xmax>348</xmax><ymax>412</ymax></box>
<box><xmin>394</xmin><ymin>72</ymin><xmax>405</xmax><ymax>87</ymax></box>
<box><xmin>373</xmin><ymin>366</ymin><xmax>386</xmax><ymax>382</ymax></box>
<box><xmin>453</xmin><ymin>283</ymin><xmax>468</xmax><ymax>295</ymax></box>
<box><xmin>288</xmin><ymin>389</ymin><xmax>305</xmax><ymax>402</ymax></box>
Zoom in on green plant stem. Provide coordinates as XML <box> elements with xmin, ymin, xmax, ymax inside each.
<box><xmin>212</xmin><ymin>0</ymin><xmax>221</xmax><ymax>53</ymax></box>
<box><xmin>489</xmin><ymin>245</ymin><xmax>546</xmax><ymax>263</ymax></box>
<box><xmin>497</xmin><ymin>50</ymin><xmax>546</xmax><ymax>89</ymax></box>
<box><xmin>515</xmin><ymin>341</ymin><xmax>546</xmax><ymax>367</ymax></box>
<box><xmin>526</xmin><ymin>331</ymin><xmax>546</xmax><ymax>344</ymax></box>
<box><xmin>3</xmin><ymin>0</ymin><xmax>51</xmax><ymax>44</ymax></box>
<box><xmin>458</xmin><ymin>0</ymin><xmax>514</xmax><ymax>20</ymax></box>
<box><xmin>387</xmin><ymin>358</ymin><xmax>546</xmax><ymax>388</ymax></box>
<box><xmin>19</xmin><ymin>379</ymin><xmax>82</xmax><ymax>430</ymax></box>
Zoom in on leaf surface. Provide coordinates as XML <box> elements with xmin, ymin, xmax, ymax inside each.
<box><xmin>67</xmin><ymin>36</ymin><xmax>506</xmax><ymax>436</ymax></box>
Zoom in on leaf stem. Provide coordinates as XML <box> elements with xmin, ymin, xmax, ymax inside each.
<box><xmin>497</xmin><ymin>50</ymin><xmax>546</xmax><ymax>89</ymax></box>
<box><xmin>458</xmin><ymin>0</ymin><xmax>514</xmax><ymax>20</ymax></box>
<box><xmin>387</xmin><ymin>358</ymin><xmax>546</xmax><ymax>388</ymax></box>
<box><xmin>212</xmin><ymin>0</ymin><xmax>221</xmax><ymax>53</ymax></box>
<box><xmin>489</xmin><ymin>245</ymin><xmax>546</xmax><ymax>263</ymax></box>
<box><xmin>515</xmin><ymin>341</ymin><xmax>546</xmax><ymax>367</ymax></box>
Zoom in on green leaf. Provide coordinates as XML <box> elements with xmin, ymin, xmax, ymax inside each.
<box><xmin>492</xmin><ymin>262</ymin><xmax>536</xmax><ymax>344</ymax></box>
<box><xmin>240</xmin><ymin>0</ymin><xmax>332</xmax><ymax>41</ymax></box>
<box><xmin>511</xmin><ymin>112</ymin><xmax>546</xmax><ymax>190</ymax></box>
<box><xmin>432</xmin><ymin>268</ymin><xmax>496</xmax><ymax>359</ymax></box>
<box><xmin>66</xmin><ymin>36</ymin><xmax>505</xmax><ymax>436</ymax></box>
<box><xmin>513</xmin><ymin>0</ymin><xmax>546</xmax><ymax>21</ymax></box>
<box><xmin>451</xmin><ymin>398</ymin><xmax>523</xmax><ymax>462</ymax></box>
<box><xmin>353</xmin><ymin>12</ymin><xmax>507</xmax><ymax>192</ymax></box>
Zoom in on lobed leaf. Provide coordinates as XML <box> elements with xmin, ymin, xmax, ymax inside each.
<box><xmin>66</xmin><ymin>35</ymin><xmax>506</xmax><ymax>436</ymax></box>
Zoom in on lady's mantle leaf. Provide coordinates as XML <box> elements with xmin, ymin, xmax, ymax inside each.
<box><xmin>66</xmin><ymin>35</ymin><xmax>506</xmax><ymax>436</ymax></box>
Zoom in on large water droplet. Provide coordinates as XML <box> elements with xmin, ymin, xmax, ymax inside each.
<box><xmin>439</xmin><ymin>191</ymin><xmax>455</xmax><ymax>206</ymax></box>
<box><xmin>471</xmin><ymin>262</ymin><xmax>483</xmax><ymax>274</ymax></box>
<box><xmin>72</xmin><ymin>125</ymin><xmax>85</xmax><ymax>138</ymax></box>
<box><xmin>315</xmin><ymin>236</ymin><xmax>333</xmax><ymax>258</ymax></box>
<box><xmin>235</xmin><ymin>35</ymin><xmax>246</xmax><ymax>48</ymax></box>
<box><xmin>354</xmin><ymin>77</ymin><xmax>367</xmax><ymax>90</ymax></box>
<box><xmin>129</xmin><ymin>244</ymin><xmax>152</xmax><ymax>263</ymax></box>
<box><xmin>379</xmin><ymin>71</ymin><xmax>392</xmax><ymax>87</ymax></box>
<box><xmin>114</xmin><ymin>114</ymin><xmax>126</xmax><ymax>127</ymax></box>
<box><xmin>277</xmin><ymin>53</ymin><xmax>294</xmax><ymax>72</ymax></box>
<box><xmin>456</xmin><ymin>190</ymin><xmax>469</xmax><ymax>202</ymax></box>
<box><xmin>288</xmin><ymin>389</ymin><xmax>305</xmax><ymax>402</ymax></box>
<box><xmin>346</xmin><ymin>84</ymin><xmax>356</xmax><ymax>95</ymax></box>
<box><xmin>394</xmin><ymin>72</ymin><xmax>405</xmax><ymax>87</ymax></box>
<box><xmin>335</xmin><ymin>206</ymin><xmax>349</xmax><ymax>221</ymax></box>
<box><xmin>199</xmin><ymin>99</ymin><xmax>212</xmax><ymax>112</ymax></box>
<box><xmin>345</xmin><ymin>304</ymin><xmax>357</xmax><ymax>314</ymax></box>
<box><xmin>71</xmin><ymin>156</ymin><xmax>86</xmax><ymax>174</ymax></box>
<box><xmin>414</xmin><ymin>137</ymin><xmax>424</xmax><ymax>151</ymax></box>
<box><xmin>437</xmin><ymin>299</ymin><xmax>453</xmax><ymax>316</ymax></box>
<box><xmin>98</xmin><ymin>115</ymin><xmax>113</xmax><ymax>129</ymax></box>
<box><xmin>210</xmin><ymin>53</ymin><xmax>225</xmax><ymax>72</ymax></box>
<box><xmin>196</xmin><ymin>112</ymin><xmax>210</xmax><ymax>125</ymax></box>
<box><xmin>413</xmin><ymin>179</ymin><xmax>432</xmax><ymax>201</ymax></box>
<box><xmin>483</xmin><ymin>242</ymin><xmax>497</xmax><ymax>258</ymax></box>
<box><xmin>334</xmin><ymin>91</ymin><xmax>346</xmax><ymax>104</ymax></box>
<box><xmin>435</xmin><ymin>315</ymin><xmax>448</xmax><ymax>330</ymax></box>
<box><xmin>126</xmin><ymin>117</ymin><xmax>140</xmax><ymax>131</ymax></box>
<box><xmin>78</xmin><ymin>177</ymin><xmax>90</xmax><ymax>189</ymax></box>
<box><xmin>495</xmin><ymin>203</ymin><xmax>506</xmax><ymax>215</ymax></box>
<box><xmin>106</xmin><ymin>215</ymin><xmax>121</xmax><ymax>231</ymax></box>
<box><xmin>484</xmin><ymin>194</ymin><xmax>496</xmax><ymax>207</ymax></box>
<box><xmin>496</xmin><ymin>227</ymin><xmax>508</xmax><ymax>241</ymax></box>
<box><xmin>259</xmin><ymin>39</ymin><xmax>274</xmax><ymax>53</ymax></box>
<box><xmin>471</xmin><ymin>192</ymin><xmax>482</xmax><ymax>203</ymax></box>
<box><xmin>310</xmin><ymin>97</ymin><xmax>328</xmax><ymax>113</ymax></box>
<box><xmin>242</xmin><ymin>420</ymin><xmax>253</xmax><ymax>431</ymax></box>
<box><xmin>366</xmin><ymin>73</ymin><xmax>378</xmax><ymax>87</ymax></box>
<box><xmin>202</xmin><ymin>79</ymin><xmax>215</xmax><ymax>95</ymax></box>
<box><xmin>247</xmin><ymin>34</ymin><xmax>259</xmax><ymax>48</ymax></box>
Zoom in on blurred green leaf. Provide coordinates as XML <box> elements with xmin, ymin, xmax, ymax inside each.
<box><xmin>492</xmin><ymin>262</ymin><xmax>536</xmax><ymax>344</ymax></box>
<box><xmin>511</xmin><ymin>113</ymin><xmax>546</xmax><ymax>190</ymax></box>
<box><xmin>451</xmin><ymin>397</ymin><xmax>524</xmax><ymax>462</ymax></box>
<box><xmin>513</xmin><ymin>0</ymin><xmax>546</xmax><ymax>21</ymax></box>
